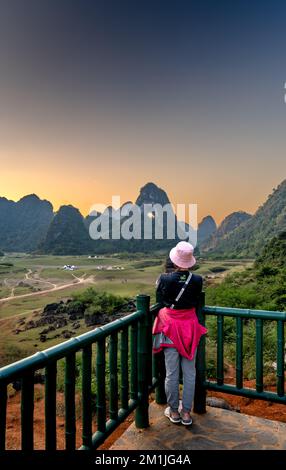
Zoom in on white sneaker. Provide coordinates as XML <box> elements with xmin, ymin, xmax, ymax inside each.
<box><xmin>164</xmin><ymin>407</ymin><xmax>181</xmax><ymax>424</ymax></box>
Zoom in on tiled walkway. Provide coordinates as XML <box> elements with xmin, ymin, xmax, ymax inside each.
<box><xmin>110</xmin><ymin>402</ymin><xmax>286</xmax><ymax>450</ymax></box>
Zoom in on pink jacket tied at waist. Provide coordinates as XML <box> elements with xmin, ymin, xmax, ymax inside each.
<box><xmin>152</xmin><ymin>307</ymin><xmax>208</xmax><ymax>360</ymax></box>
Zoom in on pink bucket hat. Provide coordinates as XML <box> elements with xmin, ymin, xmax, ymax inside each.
<box><xmin>169</xmin><ymin>241</ymin><xmax>196</xmax><ymax>269</ymax></box>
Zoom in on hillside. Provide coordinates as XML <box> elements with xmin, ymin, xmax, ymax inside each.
<box><xmin>135</xmin><ymin>182</ymin><xmax>170</xmax><ymax>207</ymax></box>
<box><xmin>207</xmin><ymin>231</ymin><xmax>286</xmax><ymax>312</ymax></box>
<box><xmin>6</xmin><ymin>178</ymin><xmax>286</xmax><ymax>256</ymax></box>
<box><xmin>85</xmin><ymin>182</ymin><xmax>195</xmax><ymax>254</ymax></box>
<box><xmin>198</xmin><ymin>215</ymin><xmax>217</xmax><ymax>244</ymax></box>
<box><xmin>0</xmin><ymin>194</ymin><xmax>53</xmax><ymax>252</ymax></box>
<box><xmin>203</xmin><ymin>179</ymin><xmax>286</xmax><ymax>257</ymax></box>
<box><xmin>202</xmin><ymin>211</ymin><xmax>252</xmax><ymax>252</ymax></box>
<box><xmin>255</xmin><ymin>231</ymin><xmax>286</xmax><ymax>269</ymax></box>
<box><xmin>39</xmin><ymin>205</ymin><xmax>94</xmax><ymax>255</ymax></box>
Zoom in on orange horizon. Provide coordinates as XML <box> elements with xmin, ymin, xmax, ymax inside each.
<box><xmin>0</xmin><ymin>176</ymin><xmax>267</xmax><ymax>226</ymax></box>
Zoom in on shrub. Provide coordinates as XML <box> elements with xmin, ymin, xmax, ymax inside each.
<box><xmin>256</xmin><ymin>265</ymin><xmax>279</xmax><ymax>278</ymax></box>
<box><xmin>209</xmin><ymin>266</ymin><xmax>227</xmax><ymax>273</ymax></box>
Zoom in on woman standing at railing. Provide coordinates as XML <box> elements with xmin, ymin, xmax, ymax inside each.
<box><xmin>152</xmin><ymin>241</ymin><xmax>207</xmax><ymax>426</ymax></box>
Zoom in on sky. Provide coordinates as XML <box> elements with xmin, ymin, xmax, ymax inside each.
<box><xmin>0</xmin><ymin>0</ymin><xmax>286</xmax><ymax>224</ymax></box>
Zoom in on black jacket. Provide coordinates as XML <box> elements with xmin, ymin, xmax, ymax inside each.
<box><xmin>156</xmin><ymin>270</ymin><xmax>203</xmax><ymax>309</ymax></box>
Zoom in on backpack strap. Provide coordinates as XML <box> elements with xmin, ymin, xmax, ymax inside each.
<box><xmin>170</xmin><ymin>272</ymin><xmax>193</xmax><ymax>309</ymax></box>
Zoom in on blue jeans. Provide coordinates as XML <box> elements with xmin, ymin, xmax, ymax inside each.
<box><xmin>164</xmin><ymin>347</ymin><xmax>197</xmax><ymax>413</ymax></box>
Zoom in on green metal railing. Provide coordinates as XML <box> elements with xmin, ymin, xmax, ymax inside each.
<box><xmin>0</xmin><ymin>294</ymin><xmax>163</xmax><ymax>451</ymax></box>
<box><xmin>0</xmin><ymin>291</ymin><xmax>285</xmax><ymax>450</ymax></box>
<box><xmin>194</xmin><ymin>292</ymin><xmax>286</xmax><ymax>412</ymax></box>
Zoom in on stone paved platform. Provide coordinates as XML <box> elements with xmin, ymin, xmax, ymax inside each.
<box><xmin>110</xmin><ymin>402</ymin><xmax>286</xmax><ymax>450</ymax></box>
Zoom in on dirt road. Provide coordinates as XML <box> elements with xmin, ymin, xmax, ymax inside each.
<box><xmin>0</xmin><ymin>273</ymin><xmax>92</xmax><ymax>304</ymax></box>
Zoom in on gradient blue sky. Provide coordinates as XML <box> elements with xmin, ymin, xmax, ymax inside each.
<box><xmin>0</xmin><ymin>0</ymin><xmax>286</xmax><ymax>223</ymax></box>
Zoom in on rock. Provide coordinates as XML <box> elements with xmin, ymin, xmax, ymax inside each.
<box><xmin>39</xmin><ymin>325</ymin><xmax>56</xmax><ymax>334</ymax></box>
<box><xmin>206</xmin><ymin>396</ymin><xmax>239</xmax><ymax>412</ymax></box>
<box><xmin>65</xmin><ymin>301</ymin><xmax>85</xmax><ymax>319</ymax></box>
<box><xmin>34</xmin><ymin>317</ymin><xmax>50</xmax><ymax>327</ymax></box>
<box><xmin>72</xmin><ymin>322</ymin><xmax>80</xmax><ymax>329</ymax></box>
<box><xmin>61</xmin><ymin>330</ymin><xmax>74</xmax><ymax>339</ymax></box>
<box><xmin>40</xmin><ymin>328</ymin><xmax>50</xmax><ymax>335</ymax></box>
<box><xmin>45</xmin><ymin>316</ymin><xmax>58</xmax><ymax>325</ymax></box>
<box><xmin>40</xmin><ymin>334</ymin><xmax>47</xmax><ymax>342</ymax></box>
<box><xmin>55</xmin><ymin>318</ymin><xmax>67</xmax><ymax>328</ymax></box>
<box><xmin>25</xmin><ymin>320</ymin><xmax>36</xmax><ymax>329</ymax></box>
<box><xmin>84</xmin><ymin>312</ymin><xmax>110</xmax><ymax>327</ymax></box>
<box><xmin>43</xmin><ymin>302</ymin><xmax>61</xmax><ymax>315</ymax></box>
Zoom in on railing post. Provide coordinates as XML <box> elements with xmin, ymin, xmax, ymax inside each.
<box><xmin>256</xmin><ymin>319</ymin><xmax>263</xmax><ymax>393</ymax></box>
<box><xmin>135</xmin><ymin>294</ymin><xmax>150</xmax><ymax>428</ymax></box>
<box><xmin>82</xmin><ymin>345</ymin><xmax>92</xmax><ymax>450</ymax></box>
<box><xmin>146</xmin><ymin>304</ymin><xmax>153</xmax><ymax>390</ymax></box>
<box><xmin>21</xmin><ymin>371</ymin><xmax>34</xmax><ymax>450</ymax></box>
<box><xmin>193</xmin><ymin>291</ymin><xmax>207</xmax><ymax>414</ymax></box>
<box><xmin>45</xmin><ymin>362</ymin><xmax>57</xmax><ymax>451</ymax></box>
<box><xmin>217</xmin><ymin>314</ymin><xmax>224</xmax><ymax>385</ymax></box>
<box><xmin>65</xmin><ymin>353</ymin><xmax>76</xmax><ymax>450</ymax></box>
<box><xmin>236</xmin><ymin>317</ymin><xmax>243</xmax><ymax>389</ymax></box>
<box><xmin>96</xmin><ymin>338</ymin><xmax>106</xmax><ymax>434</ymax></box>
<box><xmin>0</xmin><ymin>382</ymin><xmax>7</xmax><ymax>451</ymax></box>
<box><xmin>277</xmin><ymin>320</ymin><xmax>285</xmax><ymax>397</ymax></box>
<box><xmin>120</xmin><ymin>327</ymin><xmax>129</xmax><ymax>411</ymax></box>
<box><xmin>130</xmin><ymin>324</ymin><xmax>138</xmax><ymax>401</ymax></box>
<box><xmin>109</xmin><ymin>332</ymin><xmax>119</xmax><ymax>420</ymax></box>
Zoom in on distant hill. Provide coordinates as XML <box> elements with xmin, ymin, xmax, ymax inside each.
<box><xmin>207</xmin><ymin>229</ymin><xmax>286</xmax><ymax>312</ymax></box>
<box><xmin>198</xmin><ymin>216</ymin><xmax>217</xmax><ymax>244</ymax></box>
<box><xmin>135</xmin><ymin>182</ymin><xmax>170</xmax><ymax>207</ymax></box>
<box><xmin>202</xmin><ymin>211</ymin><xmax>252</xmax><ymax>252</ymax></box>
<box><xmin>2</xmin><ymin>179</ymin><xmax>286</xmax><ymax>256</ymax></box>
<box><xmin>0</xmin><ymin>183</ymin><xmax>187</xmax><ymax>255</ymax></box>
<box><xmin>0</xmin><ymin>194</ymin><xmax>53</xmax><ymax>252</ymax></box>
<box><xmin>203</xmin><ymin>179</ymin><xmax>286</xmax><ymax>257</ymax></box>
<box><xmin>39</xmin><ymin>205</ymin><xmax>94</xmax><ymax>255</ymax></box>
<box><xmin>85</xmin><ymin>182</ymin><xmax>189</xmax><ymax>254</ymax></box>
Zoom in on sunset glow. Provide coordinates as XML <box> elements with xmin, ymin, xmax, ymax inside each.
<box><xmin>0</xmin><ymin>1</ymin><xmax>285</xmax><ymax>224</ymax></box>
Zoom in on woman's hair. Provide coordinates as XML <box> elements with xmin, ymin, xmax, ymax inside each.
<box><xmin>164</xmin><ymin>256</ymin><xmax>192</xmax><ymax>273</ymax></box>
<box><xmin>164</xmin><ymin>256</ymin><xmax>175</xmax><ymax>273</ymax></box>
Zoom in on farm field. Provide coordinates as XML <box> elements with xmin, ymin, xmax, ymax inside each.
<box><xmin>0</xmin><ymin>253</ymin><xmax>252</xmax><ymax>366</ymax></box>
